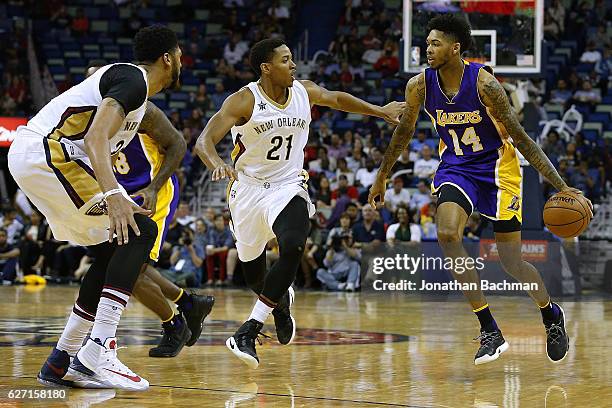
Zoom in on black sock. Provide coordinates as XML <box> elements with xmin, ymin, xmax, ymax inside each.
<box><xmin>175</xmin><ymin>289</ymin><xmax>193</xmax><ymax>311</ymax></box>
<box><xmin>162</xmin><ymin>314</ymin><xmax>183</xmax><ymax>331</ymax></box>
<box><xmin>540</xmin><ymin>300</ymin><xmax>560</xmax><ymax>323</ymax></box>
<box><xmin>474</xmin><ymin>305</ymin><xmax>498</xmax><ymax>332</ymax></box>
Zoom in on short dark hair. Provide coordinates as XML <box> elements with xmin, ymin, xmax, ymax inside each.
<box><xmin>87</xmin><ymin>59</ymin><xmax>108</xmax><ymax>71</ymax></box>
<box><xmin>427</xmin><ymin>14</ymin><xmax>473</xmax><ymax>53</ymax></box>
<box><xmin>133</xmin><ymin>25</ymin><xmax>179</xmax><ymax>63</ymax></box>
<box><xmin>249</xmin><ymin>38</ymin><xmax>287</xmax><ymax>76</ymax></box>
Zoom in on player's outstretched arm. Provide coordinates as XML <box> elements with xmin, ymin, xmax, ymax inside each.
<box><xmin>136</xmin><ymin>101</ymin><xmax>187</xmax><ymax>210</ymax></box>
<box><xmin>368</xmin><ymin>73</ymin><xmax>425</xmax><ymax>208</ymax></box>
<box><xmin>194</xmin><ymin>88</ymin><xmax>254</xmax><ymax>181</ymax></box>
<box><xmin>479</xmin><ymin>70</ymin><xmax>593</xmax><ymax>215</ymax></box>
<box><xmin>300</xmin><ymin>80</ymin><xmax>405</xmax><ymax>124</ymax></box>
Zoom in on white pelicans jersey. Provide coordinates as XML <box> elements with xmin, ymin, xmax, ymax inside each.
<box><xmin>230</xmin><ymin>80</ymin><xmax>311</xmax><ymax>184</ymax></box>
<box><xmin>25</xmin><ymin>63</ymin><xmax>148</xmax><ymax>159</ymax></box>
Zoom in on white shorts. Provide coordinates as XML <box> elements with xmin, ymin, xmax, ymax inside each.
<box><xmin>227</xmin><ymin>173</ymin><xmax>315</xmax><ymax>262</ymax></box>
<box><xmin>8</xmin><ymin>128</ymin><xmax>132</xmax><ymax>246</ymax></box>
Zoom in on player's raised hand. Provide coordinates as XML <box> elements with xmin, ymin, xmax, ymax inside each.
<box><xmin>561</xmin><ymin>186</ymin><xmax>594</xmax><ymax>219</ymax></box>
<box><xmin>131</xmin><ymin>186</ymin><xmax>158</xmax><ymax>215</ymax></box>
<box><xmin>368</xmin><ymin>176</ymin><xmax>387</xmax><ymax>209</ymax></box>
<box><xmin>212</xmin><ymin>163</ymin><xmax>238</xmax><ymax>181</ymax></box>
<box><xmin>106</xmin><ymin>193</ymin><xmax>152</xmax><ymax>245</ymax></box>
<box><xmin>380</xmin><ymin>101</ymin><xmax>406</xmax><ymax>125</ymax></box>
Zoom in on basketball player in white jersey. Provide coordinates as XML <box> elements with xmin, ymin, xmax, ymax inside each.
<box><xmin>195</xmin><ymin>38</ymin><xmax>404</xmax><ymax>369</ymax></box>
<box><xmin>8</xmin><ymin>25</ymin><xmax>182</xmax><ymax>390</ymax></box>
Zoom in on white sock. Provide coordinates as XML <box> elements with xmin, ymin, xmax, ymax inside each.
<box><xmin>248</xmin><ymin>299</ymin><xmax>274</xmax><ymax>324</ymax></box>
<box><xmin>89</xmin><ymin>287</ymin><xmax>130</xmax><ymax>342</ymax></box>
<box><xmin>56</xmin><ymin>303</ymin><xmax>94</xmax><ymax>356</ymax></box>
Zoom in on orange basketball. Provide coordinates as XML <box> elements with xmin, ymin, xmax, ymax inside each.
<box><xmin>543</xmin><ymin>192</ymin><xmax>591</xmax><ymax>238</ymax></box>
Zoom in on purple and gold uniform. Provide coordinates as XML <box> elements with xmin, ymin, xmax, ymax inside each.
<box><xmin>114</xmin><ymin>133</ymin><xmax>179</xmax><ymax>261</ymax></box>
<box><xmin>424</xmin><ymin>60</ymin><xmax>522</xmax><ymax>222</ymax></box>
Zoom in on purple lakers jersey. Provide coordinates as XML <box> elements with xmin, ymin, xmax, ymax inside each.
<box><xmin>114</xmin><ymin>133</ymin><xmax>164</xmax><ymax>194</ymax></box>
<box><xmin>424</xmin><ymin>61</ymin><xmax>508</xmax><ymax>165</ymax></box>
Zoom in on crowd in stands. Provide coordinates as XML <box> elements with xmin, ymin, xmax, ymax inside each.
<box><xmin>1</xmin><ymin>0</ymin><xmax>611</xmax><ymax>290</ymax></box>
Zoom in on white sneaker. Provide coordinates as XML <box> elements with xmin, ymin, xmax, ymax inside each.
<box><xmin>67</xmin><ymin>337</ymin><xmax>149</xmax><ymax>391</ymax></box>
<box><xmin>346</xmin><ymin>282</ymin><xmax>356</xmax><ymax>292</ymax></box>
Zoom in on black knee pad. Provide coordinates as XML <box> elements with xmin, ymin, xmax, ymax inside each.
<box><xmin>133</xmin><ymin>213</ymin><xmax>158</xmax><ymax>243</ymax></box>
<box><xmin>278</xmin><ymin>229</ymin><xmax>307</xmax><ymax>258</ymax></box>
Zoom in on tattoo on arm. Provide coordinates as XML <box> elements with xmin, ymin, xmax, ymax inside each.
<box><xmin>105</xmin><ymin>98</ymin><xmax>126</xmax><ymax>119</ymax></box>
<box><xmin>482</xmin><ymin>77</ymin><xmax>567</xmax><ymax>191</ymax></box>
<box><xmin>378</xmin><ymin>74</ymin><xmax>425</xmax><ymax>176</ymax></box>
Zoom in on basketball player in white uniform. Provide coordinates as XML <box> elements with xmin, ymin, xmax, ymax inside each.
<box><xmin>8</xmin><ymin>26</ymin><xmax>182</xmax><ymax>390</ymax></box>
<box><xmin>195</xmin><ymin>38</ymin><xmax>404</xmax><ymax>369</ymax></box>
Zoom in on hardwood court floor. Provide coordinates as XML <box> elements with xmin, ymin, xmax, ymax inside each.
<box><xmin>0</xmin><ymin>286</ymin><xmax>610</xmax><ymax>407</ymax></box>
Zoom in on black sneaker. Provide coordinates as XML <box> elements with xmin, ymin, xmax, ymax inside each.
<box><xmin>272</xmin><ymin>286</ymin><xmax>296</xmax><ymax>345</ymax></box>
<box><xmin>545</xmin><ymin>303</ymin><xmax>569</xmax><ymax>363</ymax></box>
<box><xmin>474</xmin><ymin>329</ymin><xmax>509</xmax><ymax>365</ymax></box>
<box><xmin>149</xmin><ymin>315</ymin><xmax>192</xmax><ymax>358</ymax></box>
<box><xmin>181</xmin><ymin>294</ymin><xmax>215</xmax><ymax>346</ymax></box>
<box><xmin>226</xmin><ymin>319</ymin><xmax>270</xmax><ymax>369</ymax></box>
<box><xmin>37</xmin><ymin>348</ymin><xmax>74</xmax><ymax>387</ymax></box>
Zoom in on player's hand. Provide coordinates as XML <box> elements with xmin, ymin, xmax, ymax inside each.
<box><xmin>380</xmin><ymin>101</ymin><xmax>405</xmax><ymax>125</ymax></box>
<box><xmin>106</xmin><ymin>193</ymin><xmax>152</xmax><ymax>245</ymax></box>
<box><xmin>131</xmin><ymin>186</ymin><xmax>158</xmax><ymax>215</ymax></box>
<box><xmin>368</xmin><ymin>176</ymin><xmax>387</xmax><ymax>209</ymax></box>
<box><xmin>212</xmin><ymin>163</ymin><xmax>238</xmax><ymax>181</ymax></box>
<box><xmin>561</xmin><ymin>186</ymin><xmax>594</xmax><ymax>219</ymax></box>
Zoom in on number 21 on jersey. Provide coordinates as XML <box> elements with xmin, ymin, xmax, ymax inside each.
<box><xmin>266</xmin><ymin>134</ymin><xmax>293</xmax><ymax>160</ymax></box>
<box><xmin>448</xmin><ymin>126</ymin><xmax>483</xmax><ymax>156</ymax></box>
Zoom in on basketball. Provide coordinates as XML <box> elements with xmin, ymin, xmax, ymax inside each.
<box><xmin>543</xmin><ymin>192</ymin><xmax>592</xmax><ymax>238</ymax></box>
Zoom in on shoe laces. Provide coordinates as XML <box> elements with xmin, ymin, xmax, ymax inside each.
<box><xmin>474</xmin><ymin>331</ymin><xmax>499</xmax><ymax>346</ymax></box>
<box><xmin>545</xmin><ymin>323</ymin><xmax>564</xmax><ymax>345</ymax></box>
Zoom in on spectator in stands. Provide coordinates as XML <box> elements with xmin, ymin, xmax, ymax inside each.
<box><xmin>176</xmin><ymin>201</ymin><xmax>196</xmax><ymax>230</ymax></box>
<box><xmin>580</xmin><ymin>41</ymin><xmax>602</xmax><ymax>64</ymax></box>
<box><xmin>327</xmin><ymin>212</ymin><xmax>353</xmax><ymax>247</ymax></box>
<box><xmin>0</xmin><ymin>90</ymin><xmax>17</xmax><ymax>116</ymax></box>
<box><xmin>573</xmin><ymin>80</ymin><xmax>601</xmax><ymax>109</ymax></box>
<box><xmin>370</xmin><ymin>147</ymin><xmax>383</xmax><ymax>167</ymax></box>
<box><xmin>190</xmin><ymin>84</ymin><xmax>212</xmax><ymax>112</ymax></box>
<box><xmin>331</xmin><ymin>174</ymin><xmax>359</xmax><ymax>204</ymax></box>
<box><xmin>355</xmin><ymin>158</ymin><xmax>378</xmax><ymax>191</ymax></box>
<box><xmin>203</xmin><ymin>207</ymin><xmax>217</xmax><ymax>228</ymax></box>
<box><xmin>50</xmin><ymin>5</ymin><xmax>71</xmax><ymax>32</ymax></box>
<box><xmin>18</xmin><ymin>210</ymin><xmax>48</xmax><ymax>275</ymax></box>
<box><xmin>464</xmin><ymin>212</ymin><xmax>486</xmax><ymax>241</ymax></box>
<box><xmin>301</xmin><ymin>218</ymin><xmax>324</xmax><ymax>289</ymax></box>
<box><xmin>413</xmin><ymin>145</ymin><xmax>439</xmax><ymax>180</ymax></box>
<box><xmin>542</xmin><ymin>130</ymin><xmax>566</xmax><ymax>163</ymax></box>
<box><xmin>574</xmin><ymin>132</ymin><xmax>593</xmax><ymax>158</ymax></box>
<box><xmin>386</xmin><ymin>206</ymin><xmax>421</xmax><ymax>246</ymax></box>
<box><xmin>410</xmin><ymin>130</ymin><xmax>436</xmax><ymax>154</ymax></box>
<box><xmin>354</xmin><ymin>115</ymin><xmax>380</xmax><ymax>138</ymax></box>
<box><xmin>0</xmin><ymin>228</ymin><xmax>19</xmax><ymax>282</ymax></box>
<box><xmin>543</xmin><ymin>12</ymin><xmax>560</xmax><ymax>41</ymax></box>
<box><xmin>374</xmin><ymin>45</ymin><xmax>399</xmax><ymax>77</ymax></box>
<box><xmin>169</xmin><ymin>109</ymin><xmax>184</xmax><ymax>131</ymax></box>
<box><xmin>346</xmin><ymin>144</ymin><xmax>366</xmax><ymax>173</ymax></box>
<box><xmin>548</xmin><ymin>0</ymin><xmax>566</xmax><ymax>33</ymax></box>
<box><xmin>410</xmin><ymin>180</ymin><xmax>432</xmax><ymax>212</ymax></box>
<box><xmin>164</xmin><ymin>228</ymin><xmax>204</xmax><ymax>288</ymax></box>
<box><xmin>328</xmin><ymin>133</ymin><xmax>349</xmax><ymax>160</ymax></box>
<box><xmin>314</xmin><ymin>176</ymin><xmax>333</xmax><ymax>219</ymax></box>
<box><xmin>1</xmin><ymin>208</ymin><xmax>23</xmax><ymax>246</ymax></box>
<box><xmin>8</xmin><ymin>75</ymin><xmax>26</xmax><ymax>109</ymax></box>
<box><xmin>223</xmin><ymin>33</ymin><xmax>249</xmax><ymax>66</ymax></box>
<box><xmin>550</xmin><ymin>79</ymin><xmax>573</xmax><ymax>106</ymax></box>
<box><xmin>211</xmin><ymin>82</ymin><xmax>230</xmax><ymax>109</ymax></box>
<box><xmin>71</xmin><ymin>8</ymin><xmax>89</xmax><ymax>36</ymax></box>
<box><xmin>390</xmin><ymin>149</ymin><xmax>414</xmax><ymax>184</ymax></box>
<box><xmin>205</xmin><ymin>214</ymin><xmax>234</xmax><ymax>286</ymax></box>
<box><xmin>334</xmin><ymin>157</ymin><xmax>355</xmax><ymax>187</ymax></box>
<box><xmin>420</xmin><ymin>202</ymin><xmax>438</xmax><ymax>240</ymax></box>
<box><xmin>594</xmin><ymin>47</ymin><xmax>611</xmax><ymax>95</ymax></box>
<box><xmin>268</xmin><ymin>0</ymin><xmax>290</xmax><ymax>21</ymax></box>
<box><xmin>384</xmin><ymin>177</ymin><xmax>411</xmax><ymax>213</ymax></box>
<box><xmin>352</xmin><ymin>204</ymin><xmax>385</xmax><ymax>248</ymax></box>
<box><xmin>571</xmin><ymin>160</ymin><xmax>596</xmax><ymax>199</ymax></box>
<box><xmin>318</xmin><ymin>230</ymin><xmax>361</xmax><ymax>291</ymax></box>
<box><xmin>309</xmin><ymin>146</ymin><xmax>337</xmax><ymax>174</ymax></box>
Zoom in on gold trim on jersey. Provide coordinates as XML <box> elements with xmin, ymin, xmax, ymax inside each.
<box><xmin>149</xmin><ymin>176</ymin><xmax>176</xmax><ymax>261</ymax></box>
<box><xmin>43</xmin><ymin>138</ymin><xmax>100</xmax><ymax>209</ymax></box>
<box><xmin>47</xmin><ymin>106</ymin><xmax>97</xmax><ymax>141</ymax></box>
<box><xmin>257</xmin><ymin>83</ymin><xmax>293</xmax><ymax>109</ymax></box>
<box><xmin>231</xmin><ymin>134</ymin><xmax>247</xmax><ymax>165</ymax></box>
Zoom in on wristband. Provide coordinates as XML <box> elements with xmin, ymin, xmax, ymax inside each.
<box><xmin>103</xmin><ymin>188</ymin><xmax>122</xmax><ymax>200</ymax></box>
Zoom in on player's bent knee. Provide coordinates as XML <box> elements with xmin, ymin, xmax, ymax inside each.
<box><xmin>437</xmin><ymin>228</ymin><xmax>463</xmax><ymax>244</ymax></box>
<box><xmin>278</xmin><ymin>232</ymin><xmax>307</xmax><ymax>258</ymax></box>
<box><xmin>133</xmin><ymin>214</ymin><xmax>158</xmax><ymax>242</ymax></box>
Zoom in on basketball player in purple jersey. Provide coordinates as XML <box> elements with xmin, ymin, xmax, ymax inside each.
<box><xmin>369</xmin><ymin>15</ymin><xmax>593</xmax><ymax>365</ymax></box>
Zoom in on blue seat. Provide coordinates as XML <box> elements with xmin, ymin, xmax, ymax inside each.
<box><xmin>366</xmin><ymin>95</ymin><xmax>385</xmax><ymax>105</ymax></box>
<box><xmin>588</xmin><ymin>112</ymin><xmax>610</xmax><ymax>123</ymax></box>
<box><xmin>170</xmin><ymin>92</ymin><xmax>190</xmax><ymax>102</ymax></box>
<box><xmin>576</xmin><ymin>63</ymin><xmax>595</xmax><ymax>73</ymax></box>
<box><xmin>334</xmin><ymin>120</ymin><xmax>354</xmax><ymax>131</ymax></box>
<box><xmin>582</xmin><ymin>129</ymin><xmax>599</xmax><ymax>142</ymax></box>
